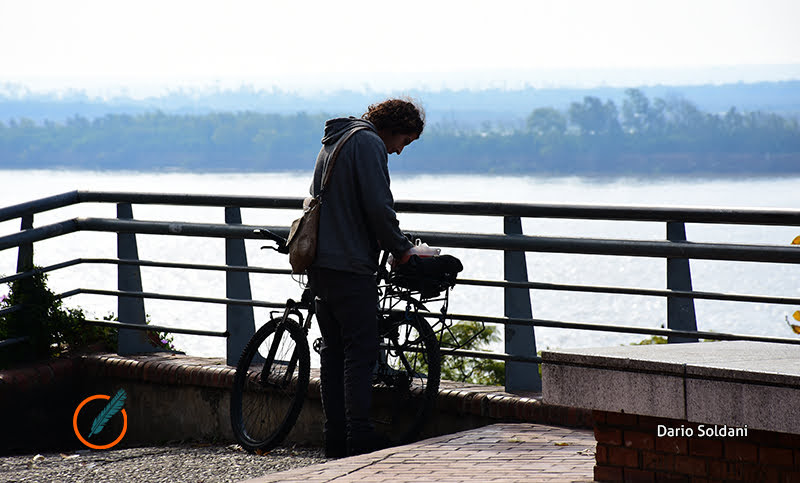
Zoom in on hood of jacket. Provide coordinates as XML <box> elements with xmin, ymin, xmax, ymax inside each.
<box><xmin>321</xmin><ymin>117</ymin><xmax>377</xmax><ymax>146</ymax></box>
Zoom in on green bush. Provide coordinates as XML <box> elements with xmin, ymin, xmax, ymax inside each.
<box><xmin>1</xmin><ymin>269</ymin><xmax>176</xmax><ymax>368</ymax></box>
<box><xmin>439</xmin><ymin>321</ymin><xmax>505</xmax><ymax>386</ymax></box>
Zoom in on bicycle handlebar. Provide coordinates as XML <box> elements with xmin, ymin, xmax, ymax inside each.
<box><xmin>255</xmin><ymin>229</ymin><xmax>290</xmax><ymax>254</ymax></box>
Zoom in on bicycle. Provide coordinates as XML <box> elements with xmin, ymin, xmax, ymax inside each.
<box><xmin>230</xmin><ymin>229</ymin><xmax>466</xmax><ymax>453</ymax></box>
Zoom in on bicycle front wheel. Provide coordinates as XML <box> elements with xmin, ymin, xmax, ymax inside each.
<box><xmin>230</xmin><ymin>316</ymin><xmax>310</xmax><ymax>453</ymax></box>
<box><xmin>372</xmin><ymin>311</ymin><xmax>441</xmax><ymax>444</ymax></box>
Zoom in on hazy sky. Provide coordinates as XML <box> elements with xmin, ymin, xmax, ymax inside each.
<box><xmin>2</xmin><ymin>0</ymin><xmax>799</xmax><ymax>95</ymax></box>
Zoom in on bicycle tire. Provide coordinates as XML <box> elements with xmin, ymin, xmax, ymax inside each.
<box><xmin>230</xmin><ymin>316</ymin><xmax>311</xmax><ymax>453</ymax></box>
<box><xmin>372</xmin><ymin>311</ymin><xmax>441</xmax><ymax>444</ymax></box>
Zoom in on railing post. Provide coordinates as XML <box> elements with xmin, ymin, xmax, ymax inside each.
<box><xmin>225</xmin><ymin>207</ymin><xmax>256</xmax><ymax>366</ymax></box>
<box><xmin>12</xmin><ymin>214</ymin><xmax>41</xmax><ymax>359</ymax></box>
<box><xmin>16</xmin><ymin>214</ymin><xmax>34</xmax><ymax>273</ymax></box>
<box><xmin>503</xmin><ymin>215</ymin><xmax>541</xmax><ymax>393</ymax></box>
<box><xmin>666</xmin><ymin>221</ymin><xmax>699</xmax><ymax>343</ymax></box>
<box><xmin>117</xmin><ymin>203</ymin><xmax>157</xmax><ymax>354</ymax></box>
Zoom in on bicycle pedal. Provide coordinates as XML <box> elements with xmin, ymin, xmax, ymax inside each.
<box><xmin>313</xmin><ymin>337</ymin><xmax>323</xmax><ymax>354</ymax></box>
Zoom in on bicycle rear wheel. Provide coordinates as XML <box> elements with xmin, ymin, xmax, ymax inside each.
<box><xmin>372</xmin><ymin>311</ymin><xmax>441</xmax><ymax>444</ymax></box>
<box><xmin>230</xmin><ymin>316</ymin><xmax>310</xmax><ymax>453</ymax></box>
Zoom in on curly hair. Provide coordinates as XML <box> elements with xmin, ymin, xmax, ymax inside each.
<box><xmin>362</xmin><ymin>98</ymin><xmax>425</xmax><ymax>136</ymax></box>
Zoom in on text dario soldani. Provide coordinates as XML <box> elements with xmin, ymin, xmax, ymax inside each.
<box><xmin>658</xmin><ymin>423</ymin><xmax>748</xmax><ymax>438</ymax></box>
<box><xmin>73</xmin><ymin>389</ymin><xmax>129</xmax><ymax>450</ymax></box>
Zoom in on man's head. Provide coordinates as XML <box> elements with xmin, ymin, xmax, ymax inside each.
<box><xmin>363</xmin><ymin>98</ymin><xmax>425</xmax><ymax>155</ymax></box>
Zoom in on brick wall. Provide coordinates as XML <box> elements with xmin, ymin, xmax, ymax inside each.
<box><xmin>593</xmin><ymin>410</ymin><xmax>800</xmax><ymax>483</ymax></box>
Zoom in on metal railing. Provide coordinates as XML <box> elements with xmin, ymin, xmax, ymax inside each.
<box><xmin>2</xmin><ymin>190</ymin><xmax>800</xmax><ymax>392</ymax></box>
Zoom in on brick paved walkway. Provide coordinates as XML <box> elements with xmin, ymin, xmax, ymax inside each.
<box><xmin>242</xmin><ymin>423</ymin><xmax>597</xmax><ymax>483</ymax></box>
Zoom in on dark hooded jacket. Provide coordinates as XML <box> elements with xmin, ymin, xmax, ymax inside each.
<box><xmin>310</xmin><ymin>117</ymin><xmax>413</xmax><ymax>275</ymax></box>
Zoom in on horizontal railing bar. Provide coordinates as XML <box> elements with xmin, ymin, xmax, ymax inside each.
<box><xmin>0</xmin><ymin>258</ymin><xmax>291</xmax><ymax>285</ymax></box>
<box><xmin>0</xmin><ymin>305</ymin><xmax>23</xmax><ymax>317</ymax></box>
<box><xmin>89</xmin><ymin>257</ymin><xmax>292</xmax><ymax>275</ymax></box>
<box><xmin>0</xmin><ymin>336</ymin><xmax>30</xmax><ymax>349</ymax></box>
<box><xmin>4</xmin><ymin>190</ymin><xmax>798</xmax><ymax>226</ymax></box>
<box><xmin>57</xmin><ymin>288</ymin><xmax>287</xmax><ymax>310</ymax></box>
<box><xmin>77</xmin><ymin>191</ymin><xmax>304</xmax><ymax>210</ymax></box>
<box><xmin>0</xmin><ymin>219</ymin><xmax>80</xmax><ymax>251</ymax></box>
<box><xmin>6</xmin><ymin>258</ymin><xmax>795</xmax><ymax>308</ymax></box>
<box><xmin>5</xmin><ymin>217</ymin><xmax>797</xmax><ymax>264</ymax></box>
<box><xmin>379</xmin><ymin>342</ymin><xmax>541</xmax><ymax>363</ymax></box>
<box><xmin>82</xmin><ymin>319</ymin><xmax>228</xmax><ymax>337</ymax></box>
<box><xmin>440</xmin><ymin>347</ymin><xmax>542</xmax><ymax>363</ymax></box>
<box><xmin>408</xmin><ymin>310</ymin><xmax>800</xmax><ymax>345</ymax></box>
<box><xmin>457</xmin><ymin>278</ymin><xmax>800</xmax><ymax>306</ymax></box>
<box><xmin>397</xmin><ymin>200</ymin><xmax>800</xmax><ymax>226</ymax></box>
<box><xmin>0</xmin><ymin>191</ymin><xmax>80</xmax><ymax>222</ymax></box>
<box><xmin>407</xmin><ymin>230</ymin><xmax>800</xmax><ymax>264</ymax></box>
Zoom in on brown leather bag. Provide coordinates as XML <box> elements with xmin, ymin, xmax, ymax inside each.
<box><xmin>286</xmin><ymin>126</ymin><xmax>368</xmax><ymax>273</ymax></box>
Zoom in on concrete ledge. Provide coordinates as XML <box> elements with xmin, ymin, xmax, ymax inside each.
<box><xmin>541</xmin><ymin>341</ymin><xmax>800</xmax><ymax>435</ymax></box>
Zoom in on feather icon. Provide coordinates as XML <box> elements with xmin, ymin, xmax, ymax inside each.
<box><xmin>88</xmin><ymin>389</ymin><xmax>127</xmax><ymax>438</ymax></box>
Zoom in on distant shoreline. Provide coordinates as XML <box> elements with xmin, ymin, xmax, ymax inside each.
<box><xmin>3</xmin><ymin>167</ymin><xmax>799</xmax><ymax>182</ymax></box>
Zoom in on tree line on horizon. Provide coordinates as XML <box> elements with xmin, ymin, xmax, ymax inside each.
<box><xmin>1</xmin><ymin>89</ymin><xmax>798</xmax><ymax>175</ymax></box>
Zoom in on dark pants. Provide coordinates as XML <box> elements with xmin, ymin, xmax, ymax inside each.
<box><xmin>307</xmin><ymin>267</ymin><xmax>378</xmax><ymax>455</ymax></box>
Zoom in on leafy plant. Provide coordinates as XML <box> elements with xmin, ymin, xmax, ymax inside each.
<box><xmin>1</xmin><ymin>269</ymin><xmax>176</xmax><ymax>368</ymax></box>
<box><xmin>438</xmin><ymin>321</ymin><xmax>505</xmax><ymax>386</ymax></box>
<box><xmin>630</xmin><ymin>335</ymin><xmax>669</xmax><ymax>345</ymax></box>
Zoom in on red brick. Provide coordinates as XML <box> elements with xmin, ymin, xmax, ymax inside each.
<box><xmin>740</xmin><ymin>464</ymin><xmax>779</xmax><ymax>483</ymax></box>
<box><xmin>724</xmin><ymin>440</ymin><xmax>757</xmax><ymax>462</ymax></box>
<box><xmin>522</xmin><ymin>399</ymin><xmax>541</xmax><ymax>421</ymax></box>
<box><xmin>565</xmin><ymin>406</ymin><xmax>580</xmax><ymax>426</ymax></box>
<box><xmin>220</xmin><ymin>368</ymin><xmax>235</xmax><ymax>386</ymax></box>
<box><xmin>487</xmin><ymin>394</ymin><xmax>505</xmax><ymax>419</ymax></box>
<box><xmin>674</xmin><ymin>455</ymin><xmax>707</xmax><ymax>476</ymax></box>
<box><xmin>642</xmin><ymin>450</ymin><xmax>675</xmax><ymax>472</ymax></box>
<box><xmin>625</xmin><ymin>430</ymin><xmax>656</xmax><ymax>450</ymax></box>
<box><xmin>656</xmin><ymin>436</ymin><xmax>688</xmax><ymax>455</ymax></box>
<box><xmin>608</xmin><ymin>446</ymin><xmax>639</xmax><ymax>467</ymax></box>
<box><xmin>596</xmin><ymin>444</ymin><xmax>609</xmax><ymax>464</ymax></box>
<box><xmin>129</xmin><ymin>360</ymin><xmax>144</xmax><ymax>378</ymax></box>
<box><xmin>637</xmin><ymin>415</ymin><xmax>665</xmax><ymax>433</ymax></box>
<box><xmin>624</xmin><ymin>468</ymin><xmax>656</xmax><ymax>483</ymax></box>
<box><xmin>655</xmin><ymin>473</ymin><xmax>690</xmax><ymax>482</ymax></box>
<box><xmin>593</xmin><ymin>410</ymin><xmax>607</xmax><ymax>424</ymax></box>
<box><xmin>759</xmin><ymin>446</ymin><xmax>794</xmax><ymax>466</ymax></box>
<box><xmin>689</xmin><ymin>438</ymin><xmax>722</xmax><ymax>458</ymax></box>
<box><xmin>37</xmin><ymin>364</ymin><xmax>55</xmax><ymax>385</ymax></box>
<box><xmin>49</xmin><ymin>358</ymin><xmax>73</xmax><ymax>379</ymax></box>
<box><xmin>164</xmin><ymin>363</ymin><xmax>180</xmax><ymax>383</ymax></box>
<box><xmin>594</xmin><ymin>465</ymin><xmax>623</xmax><ymax>482</ymax></box>
<box><xmin>607</xmin><ymin>411</ymin><xmax>638</xmax><ymax>427</ymax></box>
<box><xmin>769</xmin><ymin>431</ymin><xmax>800</xmax><ymax>448</ymax></box>
<box><xmin>595</xmin><ymin>426</ymin><xmax>623</xmax><ymax>446</ymax></box>
<box><xmin>12</xmin><ymin>369</ymin><xmax>33</xmax><ymax>392</ymax></box>
<box><xmin>782</xmin><ymin>471</ymin><xmax>800</xmax><ymax>483</ymax></box>
<box><xmin>706</xmin><ymin>460</ymin><xmax>727</xmax><ymax>480</ymax></box>
<box><xmin>746</xmin><ymin>428</ymin><xmax>772</xmax><ymax>446</ymax></box>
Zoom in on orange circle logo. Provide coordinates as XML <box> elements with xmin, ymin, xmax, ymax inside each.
<box><xmin>73</xmin><ymin>393</ymin><xmax>128</xmax><ymax>450</ymax></box>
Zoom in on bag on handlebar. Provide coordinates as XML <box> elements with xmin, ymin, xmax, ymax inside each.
<box><xmin>286</xmin><ymin>126</ymin><xmax>369</xmax><ymax>274</ymax></box>
<box><xmin>390</xmin><ymin>254</ymin><xmax>464</xmax><ymax>299</ymax></box>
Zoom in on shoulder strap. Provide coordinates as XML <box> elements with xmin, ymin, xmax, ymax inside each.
<box><xmin>320</xmin><ymin>126</ymin><xmax>370</xmax><ymax>195</ymax></box>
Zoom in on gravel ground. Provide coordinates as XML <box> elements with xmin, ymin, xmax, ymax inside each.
<box><xmin>0</xmin><ymin>444</ymin><xmax>328</xmax><ymax>483</ymax></box>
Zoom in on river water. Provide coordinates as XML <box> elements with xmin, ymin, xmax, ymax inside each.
<box><xmin>1</xmin><ymin>170</ymin><xmax>798</xmax><ymax>359</ymax></box>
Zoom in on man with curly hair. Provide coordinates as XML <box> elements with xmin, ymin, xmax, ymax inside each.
<box><xmin>306</xmin><ymin>98</ymin><xmax>425</xmax><ymax>457</ymax></box>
